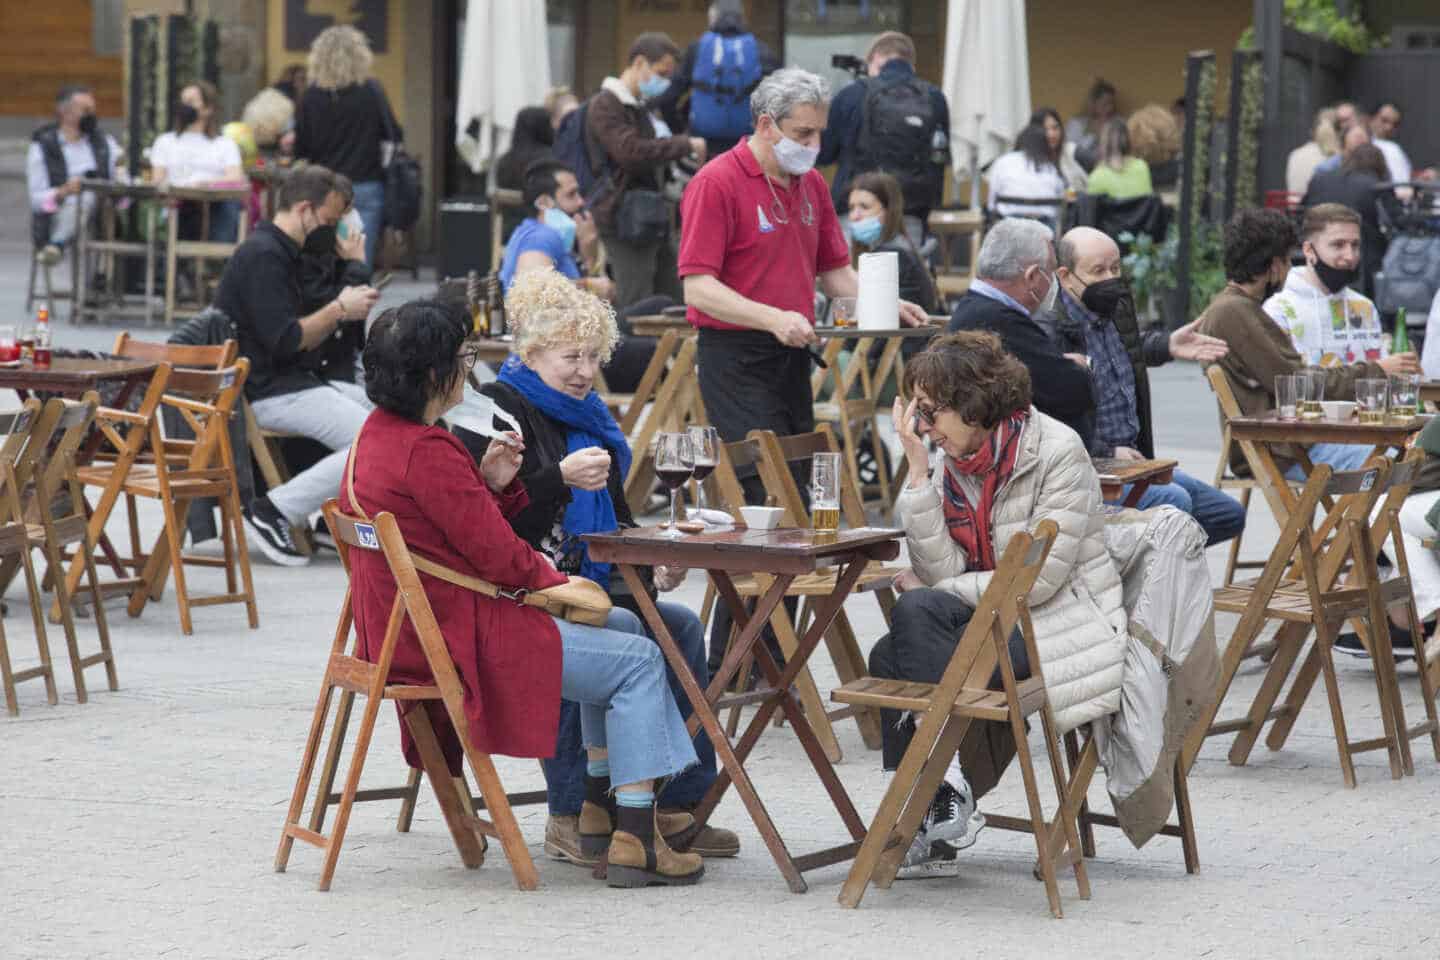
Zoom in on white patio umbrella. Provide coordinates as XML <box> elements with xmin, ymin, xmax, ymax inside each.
<box><xmin>455</xmin><ymin>0</ymin><xmax>553</xmax><ymax>175</ymax></box>
<box><xmin>942</xmin><ymin>0</ymin><xmax>1031</xmax><ymax>207</ymax></box>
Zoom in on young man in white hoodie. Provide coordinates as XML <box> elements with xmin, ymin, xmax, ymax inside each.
<box><xmin>1262</xmin><ymin>202</ymin><xmax>1421</xmax><ymax>476</ymax></box>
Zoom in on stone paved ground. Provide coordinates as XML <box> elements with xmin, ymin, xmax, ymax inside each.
<box><xmin>0</xmin><ymin>229</ymin><xmax>1437</xmax><ymax>958</ymax></box>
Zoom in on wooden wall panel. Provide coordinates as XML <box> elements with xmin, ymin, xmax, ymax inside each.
<box><xmin>0</xmin><ymin>1</ymin><xmax>124</xmax><ymax>117</ymax></box>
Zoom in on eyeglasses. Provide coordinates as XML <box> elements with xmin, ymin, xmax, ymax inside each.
<box><xmin>915</xmin><ymin>402</ymin><xmax>944</xmax><ymax>427</ymax></box>
<box><xmin>459</xmin><ymin>347</ymin><xmax>482</xmax><ymax>370</ymax></box>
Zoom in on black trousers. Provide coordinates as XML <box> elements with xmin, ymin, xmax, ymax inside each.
<box><xmin>868</xmin><ymin>587</ymin><xmax>1031</xmax><ymax>802</ymax></box>
<box><xmin>698</xmin><ymin>328</ymin><xmax>816</xmax><ymax>671</ymax></box>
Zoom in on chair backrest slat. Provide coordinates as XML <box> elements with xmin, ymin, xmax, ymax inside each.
<box><xmin>112</xmin><ymin>331</ymin><xmax>237</xmax><ymax>369</ymax></box>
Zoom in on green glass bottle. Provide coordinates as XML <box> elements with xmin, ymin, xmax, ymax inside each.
<box><xmin>1393</xmin><ymin>307</ymin><xmax>1409</xmax><ymax>355</ymax></box>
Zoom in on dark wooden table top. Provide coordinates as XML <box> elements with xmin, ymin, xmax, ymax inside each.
<box><xmin>1093</xmin><ymin>457</ymin><xmax>1178</xmax><ymax>487</ymax></box>
<box><xmin>814</xmin><ymin>325</ymin><xmax>941</xmax><ymax>339</ymax></box>
<box><xmin>0</xmin><ymin>357</ymin><xmax>158</xmax><ymax>395</ymax></box>
<box><xmin>584</xmin><ymin>525</ymin><xmax>902</xmax><ymax>575</ymax></box>
<box><xmin>1228</xmin><ymin>411</ymin><xmax>1428</xmax><ymax>445</ymax></box>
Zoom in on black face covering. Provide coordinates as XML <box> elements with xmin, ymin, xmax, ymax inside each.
<box><xmin>303</xmin><ymin>223</ymin><xmax>337</xmax><ymax>254</ymax></box>
<box><xmin>1310</xmin><ymin>251</ymin><xmax>1358</xmax><ymax>295</ymax></box>
<box><xmin>175</xmin><ymin>103</ymin><xmax>200</xmax><ymax>129</ymax></box>
<box><xmin>78</xmin><ymin>113</ymin><xmax>97</xmax><ymax>136</ymax></box>
<box><xmin>1080</xmin><ymin>276</ymin><xmax>1131</xmax><ymax>318</ymax></box>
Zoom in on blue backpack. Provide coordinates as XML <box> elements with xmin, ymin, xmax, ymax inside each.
<box><xmin>689</xmin><ymin>31</ymin><xmax>761</xmax><ymax>142</ymax></box>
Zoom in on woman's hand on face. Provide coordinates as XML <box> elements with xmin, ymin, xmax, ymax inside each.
<box><xmin>653</xmin><ymin>565</ymin><xmax>688</xmax><ymax>592</ymax></box>
<box><xmin>480</xmin><ymin>432</ymin><xmax>525</xmax><ymax>492</ymax></box>
<box><xmin>560</xmin><ymin>446</ymin><xmax>611</xmax><ymax>491</ymax></box>
<box><xmin>894</xmin><ymin>397</ymin><xmax>930</xmax><ymax>486</ymax></box>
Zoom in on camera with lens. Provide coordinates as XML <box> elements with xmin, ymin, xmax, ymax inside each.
<box><xmin>831</xmin><ymin>54</ymin><xmax>865</xmax><ymax>79</ymax></box>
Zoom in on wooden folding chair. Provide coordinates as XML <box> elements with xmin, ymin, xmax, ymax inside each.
<box><xmin>24</xmin><ymin>394</ymin><xmax>118</xmax><ymax>704</ymax></box>
<box><xmin>810</xmin><ymin>335</ymin><xmax>894</xmax><ymax>505</ymax></box>
<box><xmin>0</xmin><ymin>402</ymin><xmax>62</xmax><ymax>715</ymax></box>
<box><xmin>276</xmin><ymin>501</ymin><xmax>539</xmax><ymax>892</ymax></box>
<box><xmin>623</xmin><ymin>336</ymin><xmax>704</xmax><ymax>516</ymax></box>
<box><xmin>1192</xmin><ymin>454</ymin><xmax>1440</xmax><ymax>787</ymax></box>
<box><xmin>832</xmin><ymin>520</ymin><xmax>1090</xmax><ymax>917</ymax></box>
<box><xmin>56</xmin><ymin>362</ymin><xmax>172</xmax><ymax>619</ymax></box>
<box><xmin>1204</xmin><ymin>364</ymin><xmax>1315</xmax><ymax>585</ymax></box>
<box><xmin>612</xmin><ymin>328</ymin><xmax>681</xmax><ymax>435</ymax></box>
<box><xmin>76</xmin><ymin>364</ymin><xmax>258</xmax><ymax>634</ymax></box>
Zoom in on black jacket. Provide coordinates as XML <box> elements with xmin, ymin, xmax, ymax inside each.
<box><xmin>294</xmin><ymin>82</ymin><xmax>396</xmax><ymax>184</ymax></box>
<box><xmin>453</xmin><ymin>381</ymin><xmax>649</xmax><ymax>600</ymax></box>
<box><xmin>948</xmin><ymin>290</ymin><xmax>1096</xmax><ymax>447</ymax></box>
<box><xmin>31</xmin><ymin>122</ymin><xmax>112</xmax><ymax>247</ymax></box>
<box><xmin>1041</xmin><ymin>294</ymin><xmax>1170</xmax><ymax>458</ymax></box>
<box><xmin>297</xmin><ymin>225</ymin><xmax>372</xmax><ymax>384</ymax></box>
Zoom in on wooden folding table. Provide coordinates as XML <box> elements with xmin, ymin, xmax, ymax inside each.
<box><xmin>1093</xmin><ymin>456</ymin><xmax>1178</xmax><ymax>507</ymax></box>
<box><xmin>584</xmin><ymin>524</ymin><xmax>902</xmax><ymax>892</ymax></box>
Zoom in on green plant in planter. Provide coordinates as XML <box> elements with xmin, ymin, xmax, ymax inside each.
<box><xmin>1239</xmin><ymin>0</ymin><xmax>1386</xmax><ymax>53</ymax></box>
<box><xmin>1122</xmin><ymin>222</ymin><xmax>1227</xmax><ymax>323</ymax></box>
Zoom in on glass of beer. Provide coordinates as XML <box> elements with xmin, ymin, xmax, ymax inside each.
<box><xmin>1355</xmin><ymin>378</ymin><xmax>1389</xmax><ymax>425</ymax></box>
<box><xmin>810</xmin><ymin>451</ymin><xmax>842</xmax><ymax>532</ymax></box>
<box><xmin>1389</xmin><ymin>374</ymin><xmax>1421</xmax><ymax>422</ymax></box>
<box><xmin>829</xmin><ymin>297</ymin><xmax>857</xmax><ymax>329</ymax></box>
<box><xmin>1298</xmin><ymin>369</ymin><xmax>1325</xmax><ymax>419</ymax></box>
<box><xmin>1275</xmin><ymin>374</ymin><xmax>1299</xmax><ymax>421</ymax></box>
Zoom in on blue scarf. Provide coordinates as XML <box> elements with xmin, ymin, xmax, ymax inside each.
<box><xmin>497</xmin><ymin>357</ymin><xmax>632</xmax><ymax>589</ymax></box>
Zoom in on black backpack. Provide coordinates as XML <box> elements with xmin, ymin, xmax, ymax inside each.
<box><xmin>856</xmin><ymin>73</ymin><xmax>943</xmax><ymax>212</ymax></box>
<box><xmin>553</xmin><ymin>99</ymin><xmax>603</xmax><ymax>198</ymax></box>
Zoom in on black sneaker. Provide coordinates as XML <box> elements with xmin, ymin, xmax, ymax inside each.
<box><xmin>243</xmin><ymin>496</ymin><xmax>309</xmax><ymax>567</ymax></box>
<box><xmin>312</xmin><ymin>518</ymin><xmax>337</xmax><ymax>553</ymax></box>
<box><xmin>1333</xmin><ymin>622</ymin><xmax>1416</xmax><ymax>662</ymax></box>
<box><xmin>925</xmin><ymin>778</ymin><xmax>982</xmax><ymax>848</ymax></box>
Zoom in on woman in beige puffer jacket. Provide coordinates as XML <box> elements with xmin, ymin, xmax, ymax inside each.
<box><xmin>897</xmin><ymin>405</ymin><xmax>1128</xmax><ymax>733</ymax></box>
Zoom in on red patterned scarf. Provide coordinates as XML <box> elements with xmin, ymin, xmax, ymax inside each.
<box><xmin>941</xmin><ymin>409</ymin><xmax>1030</xmax><ymax>572</ymax></box>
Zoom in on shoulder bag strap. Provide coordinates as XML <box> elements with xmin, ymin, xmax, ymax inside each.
<box><xmin>343</xmin><ymin>424</ymin><xmax>543</xmax><ymax>603</ymax></box>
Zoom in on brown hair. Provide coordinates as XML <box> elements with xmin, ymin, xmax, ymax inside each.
<box><xmin>628</xmin><ymin>32</ymin><xmax>681</xmax><ymax>66</ymax></box>
<box><xmin>276</xmin><ymin>163</ymin><xmax>339</xmax><ymax>211</ymax></box>
<box><xmin>847</xmin><ymin>171</ymin><xmax>906</xmax><ymax>248</ymax></box>
<box><xmin>866</xmin><ymin>31</ymin><xmax>915</xmax><ymax>65</ymax></box>
<box><xmin>903</xmin><ymin>332</ymin><xmax>1032</xmax><ymax>430</ymax></box>
<box><xmin>1341</xmin><ymin>143</ymin><xmax>1388</xmax><ymax>180</ymax></box>
<box><xmin>178</xmin><ymin>81</ymin><xmax>222</xmax><ymax>138</ymax></box>
<box><xmin>1301</xmin><ymin>202</ymin><xmax>1362</xmax><ymax>241</ymax></box>
<box><xmin>1126</xmin><ymin>104</ymin><xmax>1181</xmax><ymax>165</ymax></box>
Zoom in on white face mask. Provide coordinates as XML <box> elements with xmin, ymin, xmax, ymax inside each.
<box><xmin>772</xmin><ymin>132</ymin><xmax>819</xmax><ymax>176</ymax></box>
<box><xmin>1032</xmin><ymin>270</ymin><xmax>1059</xmax><ymax>314</ymax></box>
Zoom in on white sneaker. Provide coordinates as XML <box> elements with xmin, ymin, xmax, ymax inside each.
<box><xmin>926</xmin><ymin>775</ymin><xmax>980</xmax><ymax>847</ymax></box>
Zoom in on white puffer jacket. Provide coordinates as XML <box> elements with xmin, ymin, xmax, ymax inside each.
<box><xmin>896</xmin><ymin>408</ymin><xmax>1127</xmax><ymax>732</ymax></box>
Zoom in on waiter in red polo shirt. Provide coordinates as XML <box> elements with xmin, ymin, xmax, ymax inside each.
<box><xmin>679</xmin><ymin>67</ymin><xmax>928</xmax><ymax>504</ymax></box>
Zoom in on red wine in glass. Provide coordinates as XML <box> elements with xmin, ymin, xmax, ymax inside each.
<box><xmin>656</xmin><ymin>466</ymin><xmax>693</xmax><ymax>489</ymax></box>
<box><xmin>690</xmin><ymin>460</ymin><xmax>716</xmax><ymax>482</ymax></box>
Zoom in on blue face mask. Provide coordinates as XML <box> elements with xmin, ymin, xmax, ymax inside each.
<box><xmin>639</xmin><ymin>72</ymin><xmax>671</xmax><ymax>100</ymax></box>
<box><xmin>541</xmin><ymin>205</ymin><xmax>577</xmax><ymax>251</ymax></box>
<box><xmin>850</xmin><ymin>216</ymin><xmax>884</xmax><ymax>246</ymax></box>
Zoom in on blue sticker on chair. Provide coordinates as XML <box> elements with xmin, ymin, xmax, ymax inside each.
<box><xmin>354</xmin><ymin>522</ymin><xmax>379</xmax><ymax>549</ymax></box>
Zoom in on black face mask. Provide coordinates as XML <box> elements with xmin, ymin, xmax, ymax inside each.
<box><xmin>1310</xmin><ymin>251</ymin><xmax>1357</xmax><ymax>295</ymax></box>
<box><xmin>78</xmin><ymin>113</ymin><xmax>97</xmax><ymax>136</ymax></box>
<box><xmin>303</xmin><ymin>223</ymin><xmax>336</xmax><ymax>254</ymax></box>
<box><xmin>175</xmin><ymin>102</ymin><xmax>200</xmax><ymax>129</ymax></box>
<box><xmin>1080</xmin><ymin>277</ymin><xmax>1131</xmax><ymax>318</ymax></box>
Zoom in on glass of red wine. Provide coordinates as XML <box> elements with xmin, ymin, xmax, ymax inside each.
<box><xmin>655</xmin><ymin>432</ymin><xmax>694</xmax><ymax>537</ymax></box>
<box><xmin>687</xmin><ymin>425</ymin><xmax>722</xmax><ymax>523</ymax></box>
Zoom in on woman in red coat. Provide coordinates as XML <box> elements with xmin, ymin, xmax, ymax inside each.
<box><xmin>343</xmin><ymin>299</ymin><xmax>703</xmax><ymax>888</ymax></box>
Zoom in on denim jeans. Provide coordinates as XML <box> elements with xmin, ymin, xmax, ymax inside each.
<box><xmin>249</xmin><ymin>380</ymin><xmax>371</xmax><ymax>524</ymax></box>
<box><xmin>350</xmin><ymin>180</ymin><xmax>385</xmax><ymax>266</ymax></box>
<box><xmin>177</xmin><ymin>199</ymin><xmax>241</xmax><ymax>243</ymax></box>
<box><xmin>1117</xmin><ymin>468</ymin><xmax>1247</xmax><ymax>546</ymax></box>
<box><xmin>552</xmin><ymin>611</ymin><xmax>697</xmax><ymax>792</ymax></box>
<box><xmin>1284</xmin><ymin>442</ymin><xmax>1373</xmax><ymax>481</ymax></box>
<box><xmin>544</xmin><ymin>602</ymin><xmax>715</xmax><ymax>814</ymax></box>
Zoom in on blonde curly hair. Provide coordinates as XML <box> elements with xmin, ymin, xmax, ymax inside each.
<box><xmin>1126</xmin><ymin>104</ymin><xmax>1181</xmax><ymax>166</ymax></box>
<box><xmin>241</xmin><ymin>88</ymin><xmax>295</xmax><ymax>147</ymax></box>
<box><xmin>505</xmin><ymin>269</ymin><xmax>619</xmax><ymax>363</ymax></box>
<box><xmin>307</xmin><ymin>25</ymin><xmax>373</xmax><ymax>91</ymax></box>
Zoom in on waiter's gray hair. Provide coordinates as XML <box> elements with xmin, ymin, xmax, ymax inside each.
<box><xmin>750</xmin><ymin>68</ymin><xmax>830</xmax><ymax>125</ymax></box>
<box><xmin>976</xmin><ymin>218</ymin><xmax>1054</xmax><ymax>281</ymax></box>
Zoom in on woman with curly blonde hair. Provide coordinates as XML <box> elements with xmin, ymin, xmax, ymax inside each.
<box><xmin>295</xmin><ymin>24</ymin><xmax>395</xmax><ymax>263</ymax></box>
<box><xmin>453</xmin><ymin>268</ymin><xmax>738</xmax><ymax>870</ymax></box>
